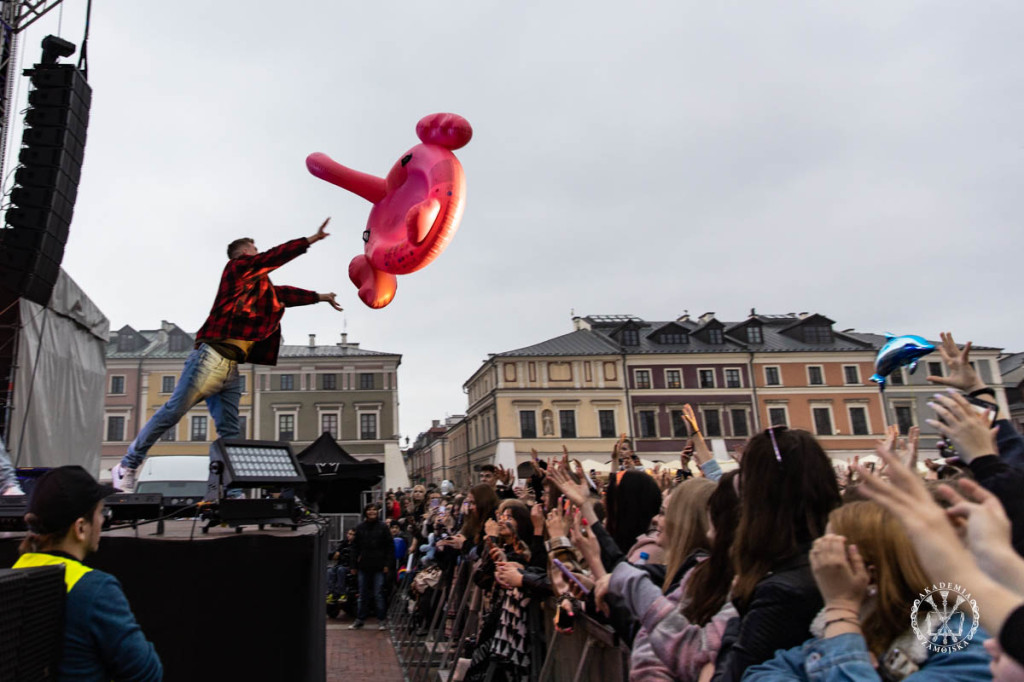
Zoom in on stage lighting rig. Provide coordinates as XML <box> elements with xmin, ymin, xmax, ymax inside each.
<box><xmin>40</xmin><ymin>35</ymin><xmax>75</xmax><ymax>64</ymax></box>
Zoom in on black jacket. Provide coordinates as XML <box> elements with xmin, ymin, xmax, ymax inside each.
<box><xmin>969</xmin><ymin>454</ymin><xmax>1024</xmax><ymax>556</ymax></box>
<box><xmin>712</xmin><ymin>550</ymin><xmax>822</xmax><ymax>682</ymax></box>
<box><xmin>352</xmin><ymin>519</ymin><xmax>395</xmax><ymax>571</ymax></box>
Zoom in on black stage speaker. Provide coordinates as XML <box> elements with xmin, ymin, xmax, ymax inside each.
<box><xmin>0</xmin><ymin>37</ymin><xmax>90</xmax><ymax>307</ymax></box>
<box><xmin>0</xmin><ymin>565</ymin><xmax>65</xmax><ymax>681</ymax></box>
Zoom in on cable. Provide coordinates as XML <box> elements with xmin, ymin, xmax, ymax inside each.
<box><xmin>76</xmin><ymin>0</ymin><xmax>91</xmax><ymax>78</ymax></box>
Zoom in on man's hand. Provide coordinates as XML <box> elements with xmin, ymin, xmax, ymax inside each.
<box><xmin>318</xmin><ymin>292</ymin><xmax>343</xmax><ymax>311</ymax></box>
<box><xmin>926</xmin><ymin>391</ymin><xmax>998</xmax><ymax>463</ymax></box>
<box><xmin>308</xmin><ymin>217</ymin><xmax>331</xmax><ymax>244</ymax></box>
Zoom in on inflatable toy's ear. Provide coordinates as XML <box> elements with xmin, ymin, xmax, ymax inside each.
<box><xmin>416</xmin><ymin>113</ymin><xmax>473</xmax><ymax>150</ymax></box>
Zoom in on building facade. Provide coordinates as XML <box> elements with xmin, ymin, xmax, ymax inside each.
<box><xmin>102</xmin><ymin>325</ymin><xmax>405</xmax><ymax>487</ymax></box>
<box><xmin>408</xmin><ymin>312</ymin><xmax>1008</xmax><ymax>485</ymax></box>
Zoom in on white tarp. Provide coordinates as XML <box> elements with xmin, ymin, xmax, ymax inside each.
<box><xmin>8</xmin><ymin>269</ymin><xmax>108</xmax><ymax>475</ymax></box>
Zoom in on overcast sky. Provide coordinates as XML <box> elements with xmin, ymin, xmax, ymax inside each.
<box><xmin>8</xmin><ymin>1</ymin><xmax>1022</xmax><ymax>443</ymax></box>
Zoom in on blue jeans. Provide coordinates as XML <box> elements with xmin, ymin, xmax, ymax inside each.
<box><xmin>121</xmin><ymin>344</ymin><xmax>242</xmax><ymax>470</ymax></box>
<box><xmin>356</xmin><ymin>569</ymin><xmax>386</xmax><ymax>622</ymax></box>
<box><xmin>0</xmin><ymin>435</ymin><xmax>16</xmax><ymax>489</ymax></box>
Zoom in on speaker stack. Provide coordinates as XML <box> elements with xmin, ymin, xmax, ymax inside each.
<box><xmin>0</xmin><ymin>59</ymin><xmax>91</xmax><ymax>307</ymax></box>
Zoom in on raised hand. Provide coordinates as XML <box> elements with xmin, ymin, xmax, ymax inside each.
<box><xmin>810</xmin><ymin>534</ymin><xmax>869</xmax><ymax>612</ymax></box>
<box><xmin>927</xmin><ymin>332</ymin><xmax>985</xmax><ymax>393</ymax></box>
<box><xmin>308</xmin><ymin>217</ymin><xmax>331</xmax><ymax>243</ymax></box>
<box><xmin>318</xmin><ymin>292</ymin><xmax>344</xmax><ymax>311</ymax></box>
<box><xmin>548</xmin><ymin>460</ymin><xmax>589</xmax><ymax>508</ymax></box>
<box><xmin>926</xmin><ymin>391</ymin><xmax>998</xmax><ymax>463</ymax></box>
<box><xmin>569</xmin><ymin>510</ymin><xmax>603</xmax><ymax>577</ymax></box>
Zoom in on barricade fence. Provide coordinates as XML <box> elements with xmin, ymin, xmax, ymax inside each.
<box><xmin>384</xmin><ymin>558</ymin><xmax>629</xmax><ymax>682</ymax></box>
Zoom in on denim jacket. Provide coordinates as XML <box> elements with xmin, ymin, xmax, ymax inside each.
<box><xmin>742</xmin><ymin>631</ymin><xmax>992</xmax><ymax>681</ymax></box>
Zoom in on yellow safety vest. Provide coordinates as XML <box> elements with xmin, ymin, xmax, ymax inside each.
<box><xmin>13</xmin><ymin>552</ymin><xmax>92</xmax><ymax>592</ymax></box>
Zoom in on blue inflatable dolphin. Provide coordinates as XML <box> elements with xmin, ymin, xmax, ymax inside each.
<box><xmin>870</xmin><ymin>334</ymin><xmax>936</xmax><ymax>389</ymax></box>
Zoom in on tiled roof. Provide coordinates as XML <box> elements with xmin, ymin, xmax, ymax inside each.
<box><xmin>105</xmin><ymin>324</ymin><xmax>398</xmax><ymax>360</ymax></box>
<box><xmin>279</xmin><ymin>344</ymin><xmax>399</xmax><ymax>358</ymax></box>
<box><xmin>495</xmin><ymin>330</ymin><xmax>621</xmax><ymax>357</ymax></box>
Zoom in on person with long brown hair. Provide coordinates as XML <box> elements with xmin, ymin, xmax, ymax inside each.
<box><xmin>745</xmin><ymin>500</ymin><xmax>993</xmax><ymax>680</ymax></box>
<box><xmin>713</xmin><ymin>427</ymin><xmax>841</xmax><ymax>680</ymax></box>
<box><xmin>440</xmin><ymin>483</ymin><xmax>499</xmax><ymax>557</ymax></box>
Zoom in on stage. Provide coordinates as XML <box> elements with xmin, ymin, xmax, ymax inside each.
<box><xmin>1</xmin><ymin>520</ymin><xmax>327</xmax><ymax>682</ymax></box>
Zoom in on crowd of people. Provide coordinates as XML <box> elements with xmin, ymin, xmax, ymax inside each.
<box><xmin>328</xmin><ymin>332</ymin><xmax>1024</xmax><ymax>681</ymax></box>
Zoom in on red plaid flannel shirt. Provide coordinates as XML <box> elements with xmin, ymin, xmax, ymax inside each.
<box><xmin>195</xmin><ymin>237</ymin><xmax>319</xmax><ymax>365</ymax></box>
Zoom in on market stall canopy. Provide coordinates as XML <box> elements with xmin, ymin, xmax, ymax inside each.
<box><xmin>296</xmin><ymin>432</ymin><xmax>384</xmax><ymax>480</ymax></box>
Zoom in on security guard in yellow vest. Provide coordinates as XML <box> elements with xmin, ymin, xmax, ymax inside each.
<box><xmin>13</xmin><ymin>465</ymin><xmax>162</xmax><ymax>681</ymax></box>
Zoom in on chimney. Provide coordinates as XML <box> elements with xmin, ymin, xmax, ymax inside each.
<box><xmin>432</xmin><ymin>420</ymin><xmax>440</xmax><ymax>428</ymax></box>
<box><xmin>799</xmin><ymin>312</ymin><xmax>810</xmax><ymax>319</ymax></box>
<box><xmin>308</xmin><ymin>334</ymin><xmax>316</xmax><ymax>347</ymax></box>
<box><xmin>676</xmin><ymin>311</ymin><xmax>690</xmax><ymax>322</ymax></box>
<box><xmin>340</xmin><ymin>332</ymin><xmax>348</xmax><ymax>345</ymax></box>
<box><xmin>699</xmin><ymin>311</ymin><xmax>716</xmax><ymax>324</ymax></box>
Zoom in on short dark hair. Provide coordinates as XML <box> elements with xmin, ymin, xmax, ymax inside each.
<box><xmin>479</xmin><ymin>464</ymin><xmax>496</xmax><ymax>474</ymax></box>
<box><xmin>227</xmin><ymin>238</ymin><xmax>254</xmax><ymax>259</ymax></box>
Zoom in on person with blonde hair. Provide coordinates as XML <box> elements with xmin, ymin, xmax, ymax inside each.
<box><xmin>745</xmin><ymin>500</ymin><xmax>992</xmax><ymax>680</ymax></box>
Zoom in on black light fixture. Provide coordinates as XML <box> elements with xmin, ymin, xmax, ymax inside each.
<box><xmin>206</xmin><ymin>438</ymin><xmax>307</xmax><ymax>500</ymax></box>
<box><xmin>40</xmin><ymin>35</ymin><xmax>75</xmax><ymax>64</ymax></box>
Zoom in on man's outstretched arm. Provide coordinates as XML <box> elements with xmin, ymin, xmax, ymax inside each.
<box><xmin>237</xmin><ymin>218</ymin><xmax>332</xmax><ymax>279</ymax></box>
<box><xmin>274</xmin><ymin>286</ymin><xmax>343</xmax><ymax>311</ymax></box>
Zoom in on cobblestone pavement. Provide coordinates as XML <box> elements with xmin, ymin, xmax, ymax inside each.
<box><xmin>326</xmin><ymin>617</ymin><xmax>404</xmax><ymax>682</ymax></box>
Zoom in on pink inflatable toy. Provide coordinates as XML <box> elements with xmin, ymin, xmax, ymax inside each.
<box><xmin>306</xmin><ymin>113</ymin><xmax>472</xmax><ymax>309</ymax></box>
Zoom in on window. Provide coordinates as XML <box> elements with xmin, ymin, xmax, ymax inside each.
<box><xmin>843</xmin><ymin>366</ymin><xmax>860</xmax><ymax>385</ymax></box>
<box><xmin>160</xmin><ymin>425</ymin><xmax>176</xmax><ymax>441</ymax></box>
<box><xmin>321</xmin><ymin>413</ymin><xmax>339</xmax><ymax>438</ymax></box>
<box><xmin>559</xmin><ymin>410</ymin><xmax>576</xmax><ymax>438</ymax></box>
<box><xmin>191</xmin><ymin>416</ymin><xmax>208</xmax><ymax>441</ymax></box>
<box><xmin>161</xmin><ymin>376</ymin><xmax>175</xmax><ymax>393</ymax></box>
<box><xmin>322</xmin><ymin>374</ymin><xmax>337</xmax><ymax>390</ymax></box>
<box><xmin>803</xmin><ymin>326</ymin><xmax>833</xmax><ymax>344</ymax></box>
<box><xmin>638</xmin><ymin>410</ymin><xmax>657</xmax><ymax>438</ymax></box>
<box><xmin>812</xmin><ymin>407</ymin><xmax>833</xmax><ymax>436</ymax></box>
<box><xmin>106</xmin><ymin>416</ymin><xmax>125</xmax><ymax>442</ymax></box>
<box><xmin>360</xmin><ymin>413</ymin><xmax>377</xmax><ymax>440</ymax></box>
<box><xmin>699</xmin><ymin>369</ymin><xmax>716</xmax><ymax>389</ymax></box>
<box><xmin>703</xmin><ymin>409</ymin><xmax>722</xmax><ymax>437</ymax></box>
<box><xmin>359</xmin><ymin>373</ymin><xmax>374</xmax><ymax>389</ymax></box>
<box><xmin>598</xmin><ymin>410</ymin><xmax>616</xmax><ymax>438</ymax></box>
<box><xmin>927</xmin><ymin>362</ymin><xmax>943</xmax><ymax>378</ymax></box>
<box><xmin>278</xmin><ymin>414</ymin><xmax>295</xmax><ymax>441</ymax></box>
<box><xmin>670</xmin><ymin>410</ymin><xmax>688</xmax><ymax>437</ymax></box>
<box><xmin>889</xmin><ymin>369</ymin><xmax>905</xmax><ymax>386</ymax></box>
<box><xmin>280</xmin><ymin>374</ymin><xmax>295</xmax><ymax>391</ymax></box>
<box><xmin>747</xmin><ymin>326</ymin><xmax>763</xmax><ymax>344</ymax></box>
<box><xmin>725</xmin><ymin>369</ymin><xmax>742</xmax><ymax>388</ymax></box>
<box><xmin>665</xmin><ymin>369</ymin><xmax>681</xmax><ymax>389</ymax></box>
<box><xmin>768</xmin><ymin>407</ymin><xmax>788</xmax><ymax>427</ymax></box>
<box><xmin>168</xmin><ymin>333</ymin><xmax>190</xmax><ymax>352</ymax></box>
<box><xmin>238</xmin><ymin>415</ymin><xmax>248</xmax><ymax>439</ymax></box>
<box><xmin>635</xmin><ymin>370</ymin><xmax>651</xmax><ymax>389</ymax></box>
<box><xmin>110</xmin><ymin>376</ymin><xmax>125</xmax><ymax>395</ymax></box>
<box><xmin>730</xmin><ymin>409</ymin><xmax>748</xmax><ymax>437</ymax></box>
<box><xmin>849</xmin><ymin>406</ymin><xmax>869</xmax><ymax>435</ymax></box>
<box><xmin>894</xmin><ymin>405</ymin><xmax>914</xmax><ymax>436</ymax></box>
<box><xmin>707</xmin><ymin>328</ymin><xmax>723</xmax><ymax>344</ymax></box>
<box><xmin>520</xmin><ymin>411</ymin><xmax>537</xmax><ymax>438</ymax></box>
<box><xmin>238</xmin><ymin>374</ymin><xmax>247</xmax><ymax>394</ymax></box>
<box><xmin>659</xmin><ymin>333</ymin><xmax>687</xmax><ymax>344</ymax></box>
<box><xmin>807</xmin><ymin>366</ymin><xmax>824</xmax><ymax>386</ymax></box>
<box><xmin>621</xmin><ymin>329</ymin><xmax>639</xmax><ymax>346</ymax></box>
<box><xmin>764</xmin><ymin>366</ymin><xmax>781</xmax><ymax>386</ymax></box>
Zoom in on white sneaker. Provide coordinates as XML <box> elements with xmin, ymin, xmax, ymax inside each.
<box><xmin>1</xmin><ymin>482</ymin><xmax>24</xmax><ymax>495</ymax></box>
<box><xmin>111</xmin><ymin>464</ymin><xmax>138</xmax><ymax>493</ymax></box>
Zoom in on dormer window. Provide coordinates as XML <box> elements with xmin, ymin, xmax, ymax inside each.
<box><xmin>707</xmin><ymin>329</ymin><xmax>723</xmax><ymax>345</ymax></box>
<box><xmin>659</xmin><ymin>332</ymin><xmax>688</xmax><ymax>344</ymax></box>
<box><xmin>168</xmin><ymin>333</ymin><xmax>191</xmax><ymax>352</ymax></box>
<box><xmin>747</xmin><ymin>326</ymin><xmax>763</xmax><ymax>344</ymax></box>
<box><xmin>621</xmin><ymin>329</ymin><xmax>639</xmax><ymax>346</ymax></box>
<box><xmin>803</xmin><ymin>325</ymin><xmax>833</xmax><ymax>344</ymax></box>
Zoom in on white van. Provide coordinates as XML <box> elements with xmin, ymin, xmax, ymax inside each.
<box><xmin>135</xmin><ymin>456</ymin><xmax>209</xmax><ymax>512</ymax></box>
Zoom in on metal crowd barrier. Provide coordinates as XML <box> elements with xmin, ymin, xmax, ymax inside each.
<box><xmin>385</xmin><ymin>559</ymin><xmax>629</xmax><ymax>682</ymax></box>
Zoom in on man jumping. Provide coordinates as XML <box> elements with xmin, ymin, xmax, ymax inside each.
<box><xmin>112</xmin><ymin>218</ymin><xmax>343</xmax><ymax>492</ymax></box>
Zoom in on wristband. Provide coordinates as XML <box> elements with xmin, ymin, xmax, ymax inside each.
<box><xmin>968</xmin><ymin>387</ymin><xmax>996</xmax><ymax>400</ymax></box>
<box><xmin>545</xmin><ymin>536</ymin><xmax>573</xmax><ymax>553</ymax></box>
<box><xmin>824</xmin><ymin>617</ymin><xmax>860</xmax><ymax>629</ymax></box>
